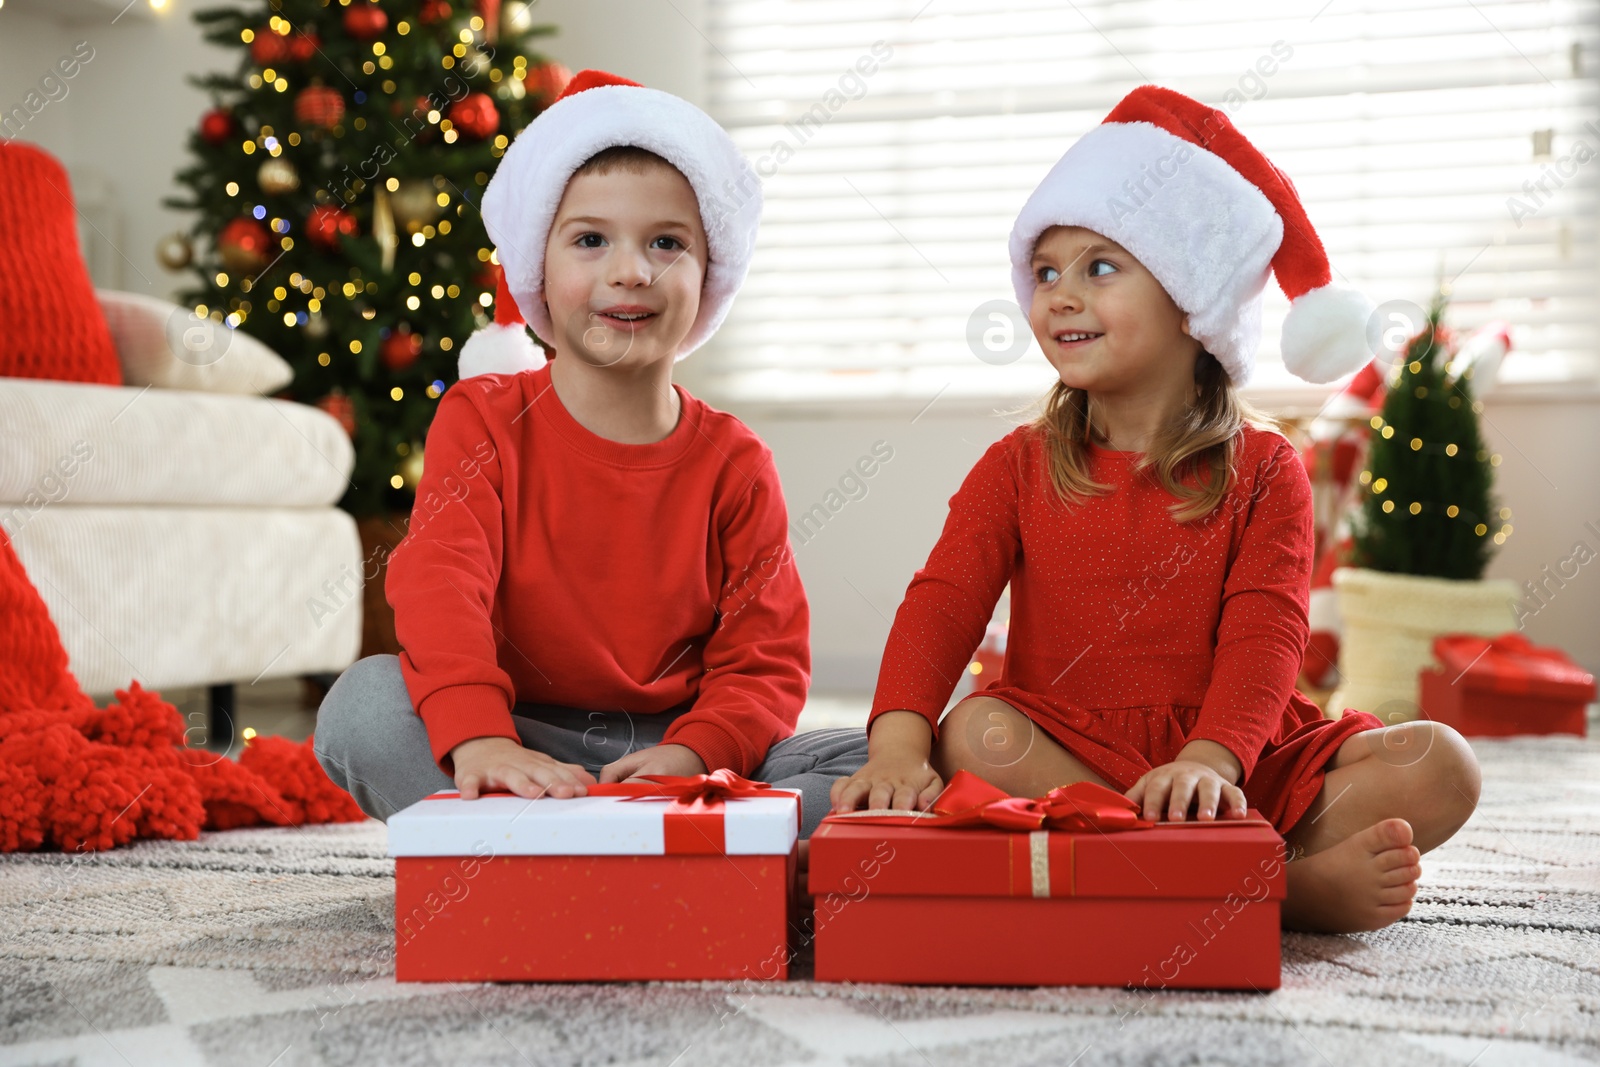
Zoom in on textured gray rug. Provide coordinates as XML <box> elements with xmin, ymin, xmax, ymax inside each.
<box><xmin>3</xmin><ymin>734</ymin><xmax>1598</xmax><ymax>1067</ymax></box>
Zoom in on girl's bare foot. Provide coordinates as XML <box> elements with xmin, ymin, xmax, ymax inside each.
<box><xmin>1281</xmin><ymin>818</ymin><xmax>1422</xmax><ymax>933</ymax></box>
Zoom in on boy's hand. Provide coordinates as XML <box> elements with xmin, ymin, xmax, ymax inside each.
<box><xmin>450</xmin><ymin>736</ymin><xmax>597</xmax><ymax>801</ymax></box>
<box><xmin>598</xmin><ymin>743</ymin><xmax>707</xmax><ymax>784</ymax></box>
<box><xmin>829</xmin><ymin>754</ymin><xmax>943</xmax><ymax>815</ymax></box>
<box><xmin>1126</xmin><ymin>759</ymin><xmax>1247</xmax><ymax>822</ymax></box>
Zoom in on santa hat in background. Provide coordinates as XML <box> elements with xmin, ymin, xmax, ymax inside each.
<box><xmin>458</xmin><ymin>69</ymin><xmax>762</xmax><ymax>379</ymax></box>
<box><xmin>1009</xmin><ymin>85</ymin><xmax>1375</xmax><ymax>387</ymax></box>
<box><xmin>1454</xmin><ymin>320</ymin><xmax>1513</xmax><ymax>394</ymax></box>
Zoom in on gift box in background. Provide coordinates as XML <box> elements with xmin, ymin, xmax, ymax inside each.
<box><xmin>1419</xmin><ymin>632</ymin><xmax>1594</xmax><ymax>738</ymax></box>
<box><xmin>387</xmin><ymin>772</ymin><xmax>801</xmax><ymax>982</ymax></box>
<box><xmin>808</xmin><ymin>772</ymin><xmax>1285</xmax><ymax>990</ymax></box>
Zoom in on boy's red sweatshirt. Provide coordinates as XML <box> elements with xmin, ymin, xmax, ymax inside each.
<box><xmin>386</xmin><ymin>363</ymin><xmax>809</xmax><ymax>776</ymax></box>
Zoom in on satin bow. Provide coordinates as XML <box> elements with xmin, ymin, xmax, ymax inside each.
<box><xmin>585</xmin><ymin>768</ymin><xmax>782</xmax><ymax>806</ymax></box>
<box><xmin>828</xmin><ymin>768</ymin><xmax>1154</xmax><ymax>833</ymax></box>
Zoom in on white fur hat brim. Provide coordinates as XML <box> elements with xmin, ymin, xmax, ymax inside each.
<box><xmin>1009</xmin><ymin>121</ymin><xmax>1283</xmax><ymax>387</ymax></box>
<box><xmin>480</xmin><ymin>83</ymin><xmax>762</xmax><ymax>360</ymax></box>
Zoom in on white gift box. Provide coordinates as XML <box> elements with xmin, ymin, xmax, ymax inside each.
<box><xmin>387</xmin><ymin>788</ymin><xmax>803</xmax><ymax>857</ymax></box>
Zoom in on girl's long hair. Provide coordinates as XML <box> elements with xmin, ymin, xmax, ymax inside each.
<box><xmin>1027</xmin><ymin>349</ymin><xmax>1284</xmax><ymax>524</ymax></box>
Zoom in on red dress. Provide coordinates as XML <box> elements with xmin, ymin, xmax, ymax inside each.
<box><xmin>868</xmin><ymin>422</ymin><xmax>1384</xmax><ymax>835</ymax></box>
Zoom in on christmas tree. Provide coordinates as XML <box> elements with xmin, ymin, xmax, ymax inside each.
<box><xmin>163</xmin><ymin>0</ymin><xmax>570</xmax><ymax>517</ymax></box>
<box><xmin>1350</xmin><ymin>295</ymin><xmax>1509</xmax><ymax>580</ymax></box>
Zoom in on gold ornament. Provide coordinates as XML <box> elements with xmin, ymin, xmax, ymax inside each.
<box><xmin>460</xmin><ymin>42</ymin><xmax>492</xmax><ymax>72</ymax></box>
<box><xmin>156</xmin><ymin>232</ymin><xmax>193</xmax><ymax>271</ymax></box>
<box><xmin>502</xmin><ymin>1</ymin><xmax>537</xmax><ymax>38</ymax></box>
<box><xmin>389</xmin><ymin>177</ymin><xmax>443</xmax><ymax>229</ymax></box>
<box><xmin>373</xmin><ymin>184</ymin><xmax>398</xmax><ymax>274</ymax></box>
<box><xmin>257</xmin><ymin>156</ymin><xmax>301</xmax><ymax>195</ymax></box>
<box><xmin>399</xmin><ymin>447</ymin><xmax>425</xmax><ymax>490</ymax></box>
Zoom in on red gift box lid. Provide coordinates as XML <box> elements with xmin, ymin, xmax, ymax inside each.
<box><xmin>1431</xmin><ymin>633</ymin><xmax>1597</xmax><ymax>701</ymax></box>
<box><xmin>809</xmin><ymin>812</ymin><xmax>1285</xmax><ymax>902</ymax></box>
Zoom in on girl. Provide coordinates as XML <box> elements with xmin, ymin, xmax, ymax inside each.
<box><xmin>829</xmin><ymin>86</ymin><xmax>1482</xmax><ymax>934</ymax></box>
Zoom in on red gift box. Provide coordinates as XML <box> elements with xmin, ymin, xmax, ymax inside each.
<box><xmin>388</xmin><ymin>771</ymin><xmax>801</xmax><ymax>982</ymax></box>
<box><xmin>808</xmin><ymin>771</ymin><xmax>1285</xmax><ymax>990</ymax></box>
<box><xmin>1419</xmin><ymin>632</ymin><xmax>1594</xmax><ymax>737</ymax></box>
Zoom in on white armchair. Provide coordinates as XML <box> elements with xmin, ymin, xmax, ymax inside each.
<box><xmin>0</xmin><ymin>289</ymin><xmax>362</xmax><ymax>736</ymax></box>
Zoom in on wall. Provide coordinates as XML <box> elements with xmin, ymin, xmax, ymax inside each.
<box><xmin>4</xmin><ymin>0</ymin><xmax>1596</xmax><ymax>692</ymax></box>
<box><xmin>1</xmin><ymin>0</ymin><xmax>239</xmax><ymax>292</ymax></box>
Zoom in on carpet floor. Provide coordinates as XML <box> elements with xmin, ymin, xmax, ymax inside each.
<box><xmin>2</xmin><ymin>733</ymin><xmax>1598</xmax><ymax>1067</ymax></box>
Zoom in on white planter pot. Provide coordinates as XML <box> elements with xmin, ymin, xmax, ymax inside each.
<box><xmin>1327</xmin><ymin>567</ymin><xmax>1518</xmax><ymax>724</ymax></box>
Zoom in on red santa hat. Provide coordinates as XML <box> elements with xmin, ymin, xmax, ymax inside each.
<box><xmin>459</xmin><ymin>69</ymin><xmax>762</xmax><ymax>378</ymax></box>
<box><xmin>1009</xmin><ymin>85</ymin><xmax>1375</xmax><ymax>386</ymax></box>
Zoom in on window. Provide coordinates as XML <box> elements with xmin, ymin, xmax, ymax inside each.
<box><xmin>703</xmin><ymin>0</ymin><xmax>1600</xmax><ymax>405</ymax></box>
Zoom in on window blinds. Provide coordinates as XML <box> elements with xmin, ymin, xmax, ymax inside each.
<box><xmin>701</xmin><ymin>0</ymin><xmax>1600</xmax><ymax>404</ymax></box>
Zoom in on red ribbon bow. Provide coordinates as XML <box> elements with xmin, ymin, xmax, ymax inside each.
<box><xmin>586</xmin><ymin>769</ymin><xmax>793</xmax><ymax>854</ymax></box>
<box><xmin>827</xmin><ymin>769</ymin><xmax>1154</xmax><ymax>833</ymax></box>
<box><xmin>585</xmin><ymin>768</ymin><xmax>781</xmax><ymax>805</ymax></box>
<box><xmin>1434</xmin><ymin>632</ymin><xmax>1596</xmax><ymax>697</ymax></box>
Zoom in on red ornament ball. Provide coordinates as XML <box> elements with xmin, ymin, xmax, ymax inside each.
<box><xmin>418</xmin><ymin>0</ymin><xmax>452</xmax><ymax>25</ymax></box>
<box><xmin>198</xmin><ymin>108</ymin><xmax>237</xmax><ymax>147</ymax></box>
<box><xmin>523</xmin><ymin>61</ymin><xmax>572</xmax><ymax>108</ymax></box>
<box><xmin>342</xmin><ymin>2</ymin><xmax>388</xmax><ymax>40</ymax></box>
<box><xmin>380</xmin><ymin>327</ymin><xmax>424</xmax><ymax>372</ymax></box>
<box><xmin>294</xmin><ymin>85</ymin><xmax>346</xmax><ymax>129</ymax></box>
<box><xmin>288</xmin><ymin>32</ymin><xmax>322</xmax><ymax>63</ymax></box>
<box><xmin>250</xmin><ymin>28</ymin><xmax>290</xmax><ymax>66</ymax></box>
<box><xmin>449</xmin><ymin>93</ymin><xmax>499</xmax><ymax>140</ymax></box>
<box><xmin>316</xmin><ymin>393</ymin><xmax>357</xmax><ymax>437</ymax></box>
<box><xmin>306</xmin><ymin>205</ymin><xmax>358</xmax><ymax>251</ymax></box>
<box><xmin>217</xmin><ymin>217</ymin><xmax>274</xmax><ymax>274</ymax></box>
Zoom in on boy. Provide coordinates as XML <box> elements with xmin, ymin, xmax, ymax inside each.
<box><xmin>315</xmin><ymin>71</ymin><xmax>869</xmax><ymax>839</ymax></box>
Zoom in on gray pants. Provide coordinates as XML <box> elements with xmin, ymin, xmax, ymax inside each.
<box><xmin>314</xmin><ymin>654</ymin><xmax>869</xmax><ymax>839</ymax></box>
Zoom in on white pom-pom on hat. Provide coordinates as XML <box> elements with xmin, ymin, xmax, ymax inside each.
<box><xmin>1280</xmin><ymin>283</ymin><xmax>1376</xmax><ymax>384</ymax></box>
<box><xmin>457</xmin><ymin>264</ymin><xmax>546</xmax><ymax>379</ymax></box>
<box><xmin>1009</xmin><ymin>85</ymin><xmax>1375</xmax><ymax>387</ymax></box>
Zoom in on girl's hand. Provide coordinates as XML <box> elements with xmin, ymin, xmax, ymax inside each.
<box><xmin>1126</xmin><ymin>759</ymin><xmax>1247</xmax><ymax>822</ymax></box>
<box><xmin>450</xmin><ymin>736</ymin><xmax>597</xmax><ymax>800</ymax></box>
<box><xmin>830</xmin><ymin>754</ymin><xmax>943</xmax><ymax>814</ymax></box>
<box><xmin>598</xmin><ymin>742</ymin><xmax>707</xmax><ymax>784</ymax></box>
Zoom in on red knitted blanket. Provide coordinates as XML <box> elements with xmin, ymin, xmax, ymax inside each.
<box><xmin>0</xmin><ymin>528</ymin><xmax>365</xmax><ymax>852</ymax></box>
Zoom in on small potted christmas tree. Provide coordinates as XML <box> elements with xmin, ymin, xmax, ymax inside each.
<box><xmin>1327</xmin><ymin>295</ymin><xmax>1518</xmax><ymax>723</ymax></box>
